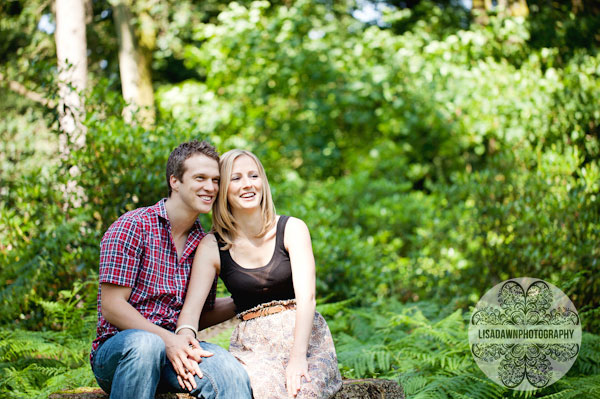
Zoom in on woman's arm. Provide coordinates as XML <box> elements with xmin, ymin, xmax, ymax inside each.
<box><xmin>175</xmin><ymin>233</ymin><xmax>221</xmax><ymax>390</ymax></box>
<box><xmin>284</xmin><ymin>217</ymin><xmax>317</xmax><ymax>397</ymax></box>
<box><xmin>179</xmin><ymin>234</ymin><xmax>222</xmax><ymax>325</ymax></box>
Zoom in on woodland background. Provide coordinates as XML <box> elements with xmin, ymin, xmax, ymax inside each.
<box><xmin>1</xmin><ymin>0</ymin><xmax>599</xmax><ymax>397</ymax></box>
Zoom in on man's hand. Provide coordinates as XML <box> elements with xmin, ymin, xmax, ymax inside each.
<box><xmin>165</xmin><ymin>332</ymin><xmax>213</xmax><ymax>391</ymax></box>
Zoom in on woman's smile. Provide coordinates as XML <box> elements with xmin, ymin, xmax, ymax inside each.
<box><xmin>228</xmin><ymin>155</ymin><xmax>263</xmax><ymax>210</ymax></box>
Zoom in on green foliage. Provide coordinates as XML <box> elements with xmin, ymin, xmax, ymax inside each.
<box><xmin>0</xmin><ymin>0</ymin><xmax>56</xmax><ymax>87</ymax></box>
<box><xmin>382</xmin><ymin>0</ymin><xmax>472</xmax><ymax>43</ymax></box>
<box><xmin>1</xmin><ymin>1</ymin><xmax>600</xmax><ymax>397</ymax></box>
<box><xmin>152</xmin><ymin>4</ymin><xmax>591</xmax><ymax>315</ymax></box>
<box><xmin>0</xmin><ymin>80</ymin><xmax>216</xmax><ymax>325</ymax></box>
<box><xmin>329</xmin><ymin>300</ymin><xmax>600</xmax><ymax>399</ymax></box>
<box><xmin>0</xmin><ymin>85</ymin><xmax>98</xmax><ymax>325</ymax></box>
<box><xmin>0</xmin><ymin>284</ymin><xmax>96</xmax><ymax>399</ymax></box>
<box><xmin>527</xmin><ymin>0</ymin><xmax>600</xmax><ymax>60</ymax></box>
<box><xmin>404</xmin><ymin>147</ymin><xmax>600</xmax><ymax>317</ymax></box>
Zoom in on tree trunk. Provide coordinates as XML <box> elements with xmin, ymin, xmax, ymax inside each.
<box><xmin>511</xmin><ymin>0</ymin><xmax>529</xmax><ymax>17</ymax></box>
<box><xmin>112</xmin><ymin>0</ymin><xmax>155</xmax><ymax>126</ymax></box>
<box><xmin>498</xmin><ymin>0</ymin><xmax>529</xmax><ymax>16</ymax></box>
<box><xmin>471</xmin><ymin>0</ymin><xmax>493</xmax><ymax>23</ymax></box>
<box><xmin>55</xmin><ymin>0</ymin><xmax>88</xmax><ymax>209</ymax></box>
<box><xmin>472</xmin><ymin>0</ymin><xmax>493</xmax><ymax>12</ymax></box>
<box><xmin>55</xmin><ymin>0</ymin><xmax>87</xmax><ymax>154</ymax></box>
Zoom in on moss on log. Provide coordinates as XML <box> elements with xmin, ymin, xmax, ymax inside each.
<box><xmin>49</xmin><ymin>379</ymin><xmax>403</xmax><ymax>399</ymax></box>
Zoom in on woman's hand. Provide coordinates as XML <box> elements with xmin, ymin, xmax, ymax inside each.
<box><xmin>286</xmin><ymin>355</ymin><xmax>311</xmax><ymax>397</ymax></box>
<box><xmin>165</xmin><ymin>332</ymin><xmax>213</xmax><ymax>391</ymax></box>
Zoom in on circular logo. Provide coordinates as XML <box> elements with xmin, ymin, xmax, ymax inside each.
<box><xmin>468</xmin><ymin>277</ymin><xmax>581</xmax><ymax>390</ymax></box>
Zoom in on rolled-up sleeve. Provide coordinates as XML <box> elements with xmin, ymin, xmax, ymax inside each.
<box><xmin>99</xmin><ymin>216</ymin><xmax>143</xmax><ymax>288</ymax></box>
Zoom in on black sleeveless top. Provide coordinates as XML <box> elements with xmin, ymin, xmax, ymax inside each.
<box><xmin>216</xmin><ymin>216</ymin><xmax>295</xmax><ymax>313</ymax></box>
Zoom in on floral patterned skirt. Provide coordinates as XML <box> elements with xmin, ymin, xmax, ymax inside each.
<box><xmin>230</xmin><ymin>300</ymin><xmax>342</xmax><ymax>399</ymax></box>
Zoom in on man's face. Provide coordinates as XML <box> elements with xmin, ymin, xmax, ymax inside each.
<box><xmin>171</xmin><ymin>154</ymin><xmax>220</xmax><ymax>214</ymax></box>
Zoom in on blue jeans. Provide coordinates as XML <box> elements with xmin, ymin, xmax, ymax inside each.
<box><xmin>92</xmin><ymin>329</ymin><xmax>252</xmax><ymax>399</ymax></box>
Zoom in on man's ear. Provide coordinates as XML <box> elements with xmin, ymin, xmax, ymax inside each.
<box><xmin>169</xmin><ymin>175</ymin><xmax>179</xmax><ymax>193</ymax></box>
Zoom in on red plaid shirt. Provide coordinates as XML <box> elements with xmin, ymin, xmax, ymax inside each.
<box><xmin>91</xmin><ymin>199</ymin><xmax>216</xmax><ymax>363</ymax></box>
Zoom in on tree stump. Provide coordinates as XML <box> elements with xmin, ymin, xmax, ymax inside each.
<box><xmin>49</xmin><ymin>379</ymin><xmax>403</xmax><ymax>399</ymax></box>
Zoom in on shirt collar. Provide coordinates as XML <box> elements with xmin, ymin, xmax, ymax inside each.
<box><xmin>155</xmin><ymin>198</ymin><xmax>169</xmax><ymax>221</ymax></box>
<box><xmin>154</xmin><ymin>198</ymin><xmax>204</xmax><ymax>234</ymax></box>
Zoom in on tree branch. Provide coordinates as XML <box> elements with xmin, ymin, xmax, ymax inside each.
<box><xmin>0</xmin><ymin>73</ymin><xmax>55</xmax><ymax>108</ymax></box>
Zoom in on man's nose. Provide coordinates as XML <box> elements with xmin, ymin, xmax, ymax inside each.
<box><xmin>204</xmin><ymin>180</ymin><xmax>218</xmax><ymax>192</ymax></box>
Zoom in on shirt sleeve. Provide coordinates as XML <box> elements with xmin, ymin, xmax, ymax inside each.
<box><xmin>99</xmin><ymin>215</ymin><xmax>143</xmax><ymax>288</ymax></box>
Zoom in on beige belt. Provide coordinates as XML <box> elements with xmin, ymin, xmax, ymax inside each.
<box><xmin>241</xmin><ymin>303</ymin><xmax>296</xmax><ymax>321</ymax></box>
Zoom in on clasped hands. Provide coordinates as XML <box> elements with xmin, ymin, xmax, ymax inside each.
<box><xmin>166</xmin><ymin>332</ymin><xmax>213</xmax><ymax>391</ymax></box>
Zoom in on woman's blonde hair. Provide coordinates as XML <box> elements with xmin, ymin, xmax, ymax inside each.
<box><xmin>212</xmin><ymin>149</ymin><xmax>276</xmax><ymax>249</ymax></box>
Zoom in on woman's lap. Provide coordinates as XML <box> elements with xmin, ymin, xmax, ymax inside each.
<box><xmin>229</xmin><ymin>309</ymin><xmax>342</xmax><ymax>399</ymax></box>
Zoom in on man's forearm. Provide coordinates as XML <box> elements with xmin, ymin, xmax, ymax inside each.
<box><xmin>102</xmin><ymin>291</ymin><xmax>173</xmax><ymax>342</ymax></box>
<box><xmin>198</xmin><ymin>297</ymin><xmax>236</xmax><ymax>330</ymax></box>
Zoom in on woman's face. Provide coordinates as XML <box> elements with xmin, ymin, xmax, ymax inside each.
<box><xmin>227</xmin><ymin>155</ymin><xmax>263</xmax><ymax>211</ymax></box>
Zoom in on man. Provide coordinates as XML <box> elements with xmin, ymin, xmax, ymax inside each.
<box><xmin>91</xmin><ymin>140</ymin><xmax>252</xmax><ymax>399</ymax></box>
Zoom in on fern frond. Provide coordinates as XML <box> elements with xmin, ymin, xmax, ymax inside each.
<box><xmin>331</xmin><ymin>301</ymin><xmax>600</xmax><ymax>399</ymax></box>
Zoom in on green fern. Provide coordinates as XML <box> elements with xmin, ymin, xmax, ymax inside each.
<box><xmin>0</xmin><ymin>283</ymin><xmax>97</xmax><ymax>399</ymax></box>
<box><xmin>330</xmin><ymin>300</ymin><xmax>600</xmax><ymax>399</ymax></box>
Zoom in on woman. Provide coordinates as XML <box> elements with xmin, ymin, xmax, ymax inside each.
<box><xmin>176</xmin><ymin>149</ymin><xmax>342</xmax><ymax>399</ymax></box>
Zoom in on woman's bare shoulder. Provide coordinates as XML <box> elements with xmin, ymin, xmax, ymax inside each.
<box><xmin>283</xmin><ymin>216</ymin><xmax>311</xmax><ymax>250</ymax></box>
<box><xmin>285</xmin><ymin>216</ymin><xmax>309</xmax><ymax>233</ymax></box>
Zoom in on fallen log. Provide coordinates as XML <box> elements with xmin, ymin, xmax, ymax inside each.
<box><xmin>333</xmin><ymin>379</ymin><xmax>404</xmax><ymax>399</ymax></box>
<box><xmin>49</xmin><ymin>379</ymin><xmax>404</xmax><ymax>399</ymax></box>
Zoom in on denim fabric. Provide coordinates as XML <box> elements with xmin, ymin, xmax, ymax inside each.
<box><xmin>92</xmin><ymin>329</ymin><xmax>252</xmax><ymax>399</ymax></box>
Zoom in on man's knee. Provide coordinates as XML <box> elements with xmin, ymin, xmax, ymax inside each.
<box><xmin>190</xmin><ymin>342</ymin><xmax>251</xmax><ymax>398</ymax></box>
<box><xmin>121</xmin><ymin>330</ymin><xmax>166</xmax><ymax>367</ymax></box>
<box><xmin>200</xmin><ymin>342</ymin><xmax>250</xmax><ymax>382</ymax></box>
<box><xmin>93</xmin><ymin>330</ymin><xmax>166</xmax><ymax>394</ymax></box>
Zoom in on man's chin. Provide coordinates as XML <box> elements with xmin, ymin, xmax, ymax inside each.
<box><xmin>196</xmin><ymin>203</ymin><xmax>214</xmax><ymax>214</ymax></box>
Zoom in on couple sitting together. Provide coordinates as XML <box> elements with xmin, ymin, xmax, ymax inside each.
<box><xmin>90</xmin><ymin>140</ymin><xmax>342</xmax><ymax>399</ymax></box>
